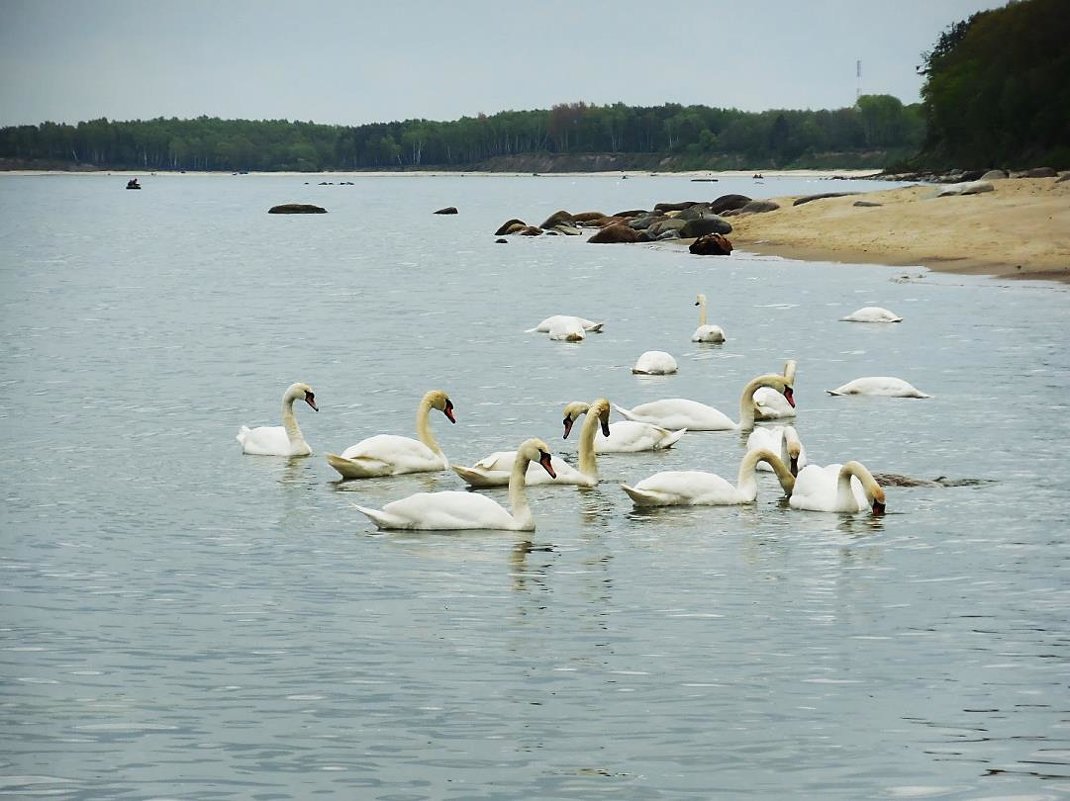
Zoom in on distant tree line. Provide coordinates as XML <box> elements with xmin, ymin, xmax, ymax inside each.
<box><xmin>0</xmin><ymin>97</ymin><xmax>923</xmax><ymax>173</ymax></box>
<box><xmin>914</xmin><ymin>0</ymin><xmax>1069</xmax><ymax>169</ymax></box>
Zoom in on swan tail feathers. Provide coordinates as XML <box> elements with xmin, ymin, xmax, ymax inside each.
<box><xmin>661</xmin><ymin>428</ymin><xmax>687</xmax><ymax>449</ymax></box>
<box><xmin>588</xmin><ymin>322</ymin><xmax>605</xmax><ymax>333</ymax></box>
<box><xmin>327</xmin><ymin>453</ymin><xmax>390</xmax><ymax>479</ymax></box>
<box><xmin>451</xmin><ymin>465</ymin><xmax>509</xmax><ymax>488</ymax></box>
<box><xmin>350</xmin><ymin>503</ymin><xmax>399</xmax><ymax>530</ymax></box>
<box><xmin>613</xmin><ymin>404</ymin><xmax>640</xmax><ymax>422</ymax></box>
<box><xmin>621</xmin><ymin>483</ymin><xmax>671</xmax><ymax>507</ymax></box>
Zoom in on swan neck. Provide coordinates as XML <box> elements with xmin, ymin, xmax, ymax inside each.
<box><xmin>577</xmin><ymin>407</ymin><xmax>601</xmax><ymax>477</ymax></box>
<box><xmin>842</xmin><ymin>461</ymin><xmax>881</xmax><ymax>505</ymax></box>
<box><xmin>507</xmin><ymin>451</ymin><xmax>535</xmax><ymax>529</ymax></box>
<box><xmin>697</xmin><ymin>295</ymin><xmax>708</xmax><ymax>326</ymax></box>
<box><xmin>281</xmin><ymin>393</ymin><xmax>304</xmax><ymax>444</ymax></box>
<box><xmin>736</xmin><ymin>449</ymin><xmax>766</xmax><ymax>500</ymax></box>
<box><xmin>416</xmin><ymin>395</ymin><xmax>442</xmax><ymax>455</ymax></box>
<box><xmin>740</xmin><ymin>375</ymin><xmax>785</xmax><ymax>430</ymax></box>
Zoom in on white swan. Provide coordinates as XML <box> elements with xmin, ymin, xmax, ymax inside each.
<box><xmin>745</xmin><ymin>424</ymin><xmax>807</xmax><ymax>475</ymax></box>
<box><xmin>563</xmin><ymin>400</ymin><xmax>685</xmax><ymax>453</ymax></box>
<box><xmin>528</xmin><ymin>315</ymin><xmax>604</xmax><ymax>335</ymax></box>
<box><xmin>632</xmin><ymin>350</ymin><xmax>678</xmax><ymax>375</ymax></box>
<box><xmin>621</xmin><ymin>448</ymin><xmax>795</xmax><ymax>507</ymax></box>
<box><xmin>841</xmin><ymin>306</ymin><xmax>902</xmax><ymax>323</ymax></box>
<box><xmin>452</xmin><ymin>398</ymin><xmax>610</xmax><ymax>488</ymax></box>
<box><xmin>789</xmin><ymin>461</ymin><xmax>886</xmax><ymax>514</ymax></box>
<box><xmin>753</xmin><ymin>359</ymin><xmax>798</xmax><ymax>420</ymax></box>
<box><xmin>826</xmin><ymin>377</ymin><xmax>931</xmax><ymax>398</ymax></box>
<box><xmin>325</xmin><ymin>390</ymin><xmax>455</xmax><ymax>479</ymax></box>
<box><xmin>353</xmin><ymin>438</ymin><xmax>557</xmax><ymax>531</ymax></box>
<box><xmin>236</xmin><ymin>382</ymin><xmax>318</xmax><ymax>457</ymax></box>
<box><xmin>691</xmin><ymin>293</ymin><xmax>726</xmax><ymax>343</ymax></box>
<box><xmin>614</xmin><ymin>373</ymin><xmax>794</xmax><ymax>432</ymax></box>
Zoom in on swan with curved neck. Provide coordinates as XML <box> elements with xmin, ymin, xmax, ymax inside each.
<box><xmin>621</xmin><ymin>448</ymin><xmax>795</xmax><ymax>507</ymax></box>
<box><xmin>237</xmin><ymin>382</ymin><xmax>318</xmax><ymax>457</ymax></box>
<box><xmin>452</xmin><ymin>399</ymin><xmax>610</xmax><ymax>488</ymax></box>
<box><xmin>746</xmin><ymin>424</ymin><xmax>806</xmax><ymax>475</ymax></box>
<box><xmin>691</xmin><ymin>293</ymin><xmax>726</xmax><ymax>343</ymax></box>
<box><xmin>754</xmin><ymin>359</ymin><xmax>798</xmax><ymax>420</ymax></box>
<box><xmin>563</xmin><ymin>400</ymin><xmax>685</xmax><ymax>453</ymax></box>
<box><xmin>353</xmin><ymin>438</ymin><xmax>557</xmax><ymax>531</ymax></box>
<box><xmin>614</xmin><ymin>374</ymin><xmax>794</xmax><ymax>432</ymax></box>
<box><xmin>326</xmin><ymin>390</ymin><xmax>455</xmax><ymax>479</ymax></box>
<box><xmin>789</xmin><ymin>460</ymin><xmax>886</xmax><ymax>514</ymax></box>
<box><xmin>826</xmin><ymin>377</ymin><xmax>931</xmax><ymax>398</ymax></box>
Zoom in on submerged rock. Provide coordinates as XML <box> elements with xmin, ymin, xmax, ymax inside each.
<box><xmin>268</xmin><ymin>203</ymin><xmax>327</xmax><ymax>214</ymax></box>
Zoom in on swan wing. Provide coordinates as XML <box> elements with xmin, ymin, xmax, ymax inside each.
<box><xmin>614</xmin><ymin>399</ymin><xmax>734</xmax><ymax>431</ymax></box>
<box><xmin>237</xmin><ymin>425</ymin><xmax>309</xmax><ymax>457</ymax></box>
<box><xmin>596</xmin><ymin>421</ymin><xmax>685</xmax><ymax>452</ymax></box>
<box><xmin>622</xmin><ymin>470</ymin><xmax>740</xmax><ymax>506</ymax></box>
<box><xmin>354</xmin><ymin>492</ymin><xmax>516</xmax><ymax>531</ymax></box>
<box><xmin>826</xmin><ymin>377</ymin><xmax>931</xmax><ymax>398</ymax></box>
<box><xmin>788</xmin><ymin>464</ymin><xmax>864</xmax><ymax>511</ymax></box>
<box><xmin>332</xmin><ymin>434</ymin><xmax>446</xmax><ymax>477</ymax></box>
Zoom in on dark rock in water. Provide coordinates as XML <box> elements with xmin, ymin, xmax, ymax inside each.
<box><xmin>434</xmin><ymin>206</ymin><xmax>458</xmax><ymax>215</ymax></box>
<box><xmin>572</xmin><ymin>210</ymin><xmax>608</xmax><ymax>223</ymax></box>
<box><xmin>793</xmin><ymin>192</ymin><xmax>860</xmax><ymax>206</ymax></box>
<box><xmin>680</xmin><ymin>216</ymin><xmax>733</xmax><ymax>238</ymax></box>
<box><xmin>654</xmin><ymin>201</ymin><xmax>702</xmax><ymax>212</ymax></box>
<box><xmin>494</xmin><ymin>218</ymin><xmax>527</xmax><ymax>235</ymax></box>
<box><xmin>589</xmin><ymin>223</ymin><xmax>640</xmax><ymax>244</ymax></box>
<box><xmin>688</xmin><ymin>233</ymin><xmax>733</xmax><ymax>255</ymax></box>
<box><xmin>723</xmin><ymin>199</ymin><xmax>779</xmax><ymax>216</ymax></box>
<box><xmin>518</xmin><ymin>225</ymin><xmax>543</xmax><ymax>236</ymax></box>
<box><xmin>539</xmin><ymin>210</ymin><xmax>574</xmax><ymax>229</ymax></box>
<box><xmin>268</xmin><ymin>203</ymin><xmax>327</xmax><ymax>214</ymax></box>
<box><xmin>611</xmin><ymin>209</ymin><xmax>647</xmax><ymax>219</ymax></box>
<box><xmin>709</xmin><ymin>194</ymin><xmax>751</xmax><ymax>214</ymax></box>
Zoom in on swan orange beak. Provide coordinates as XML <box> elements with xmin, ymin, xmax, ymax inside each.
<box><xmin>562</xmin><ymin>417</ymin><xmax>575</xmax><ymax>439</ymax></box>
<box><xmin>538</xmin><ymin>450</ymin><xmax>557</xmax><ymax>479</ymax></box>
<box><xmin>304</xmin><ymin>392</ymin><xmax>319</xmax><ymax>411</ymax></box>
<box><xmin>783</xmin><ymin>386</ymin><xmax>796</xmax><ymax>408</ymax></box>
<box><xmin>443</xmin><ymin>401</ymin><xmax>456</xmax><ymax>423</ymax></box>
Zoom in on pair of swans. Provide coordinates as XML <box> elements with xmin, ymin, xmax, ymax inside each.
<box><xmin>325</xmin><ymin>390</ymin><xmax>456</xmax><ymax>478</ymax></box>
<box><xmin>692</xmin><ymin>293</ymin><xmax>726</xmax><ymax>343</ymax></box>
<box><xmin>841</xmin><ymin>306</ymin><xmax>902</xmax><ymax>323</ymax></box>
<box><xmin>354</xmin><ymin>438</ymin><xmax>557</xmax><ymax>531</ymax></box>
<box><xmin>452</xmin><ymin>398</ymin><xmax>613</xmax><ymax>488</ymax></box>
<box><xmin>614</xmin><ymin>373</ymin><xmax>794</xmax><ymax>432</ymax></box>
<box><xmin>528</xmin><ymin>315</ymin><xmax>604</xmax><ymax>342</ymax></box>
<box><xmin>621</xmin><ymin>447</ymin><xmax>796</xmax><ymax>507</ymax></box>
<box><xmin>826</xmin><ymin>377</ymin><xmax>931</xmax><ymax>398</ymax></box>
<box><xmin>745</xmin><ymin>424</ymin><xmax>807</xmax><ymax>475</ymax></box>
<box><xmin>632</xmin><ymin>350</ymin><xmax>678</xmax><ymax>375</ymax></box>
<box><xmin>237</xmin><ymin>382</ymin><xmax>319</xmax><ymax>457</ymax></box>
<box><xmin>753</xmin><ymin>359</ymin><xmax>797</xmax><ymax>420</ymax></box>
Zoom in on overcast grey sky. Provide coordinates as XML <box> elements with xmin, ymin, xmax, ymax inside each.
<box><xmin>1</xmin><ymin>0</ymin><xmax>1009</xmax><ymax>128</ymax></box>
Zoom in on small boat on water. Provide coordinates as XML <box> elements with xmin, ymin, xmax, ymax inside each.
<box><xmin>126</xmin><ymin>178</ymin><xmax>141</xmax><ymax>190</ymax></box>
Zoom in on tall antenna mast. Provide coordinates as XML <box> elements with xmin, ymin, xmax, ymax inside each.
<box><xmin>856</xmin><ymin>59</ymin><xmax>863</xmax><ymax>103</ymax></box>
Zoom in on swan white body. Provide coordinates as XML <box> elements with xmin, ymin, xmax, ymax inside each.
<box><xmin>621</xmin><ymin>448</ymin><xmax>795</xmax><ymax>507</ymax></box>
<box><xmin>452</xmin><ymin>399</ymin><xmax>611</xmax><ymax>488</ymax></box>
<box><xmin>614</xmin><ymin>374</ymin><xmax>794</xmax><ymax>432</ymax></box>
<box><xmin>632</xmin><ymin>350</ymin><xmax>678</xmax><ymax>375</ymax></box>
<box><xmin>746</xmin><ymin>425</ymin><xmax>807</xmax><ymax>474</ymax></box>
<box><xmin>560</xmin><ymin>400</ymin><xmax>685</xmax><ymax>453</ymax></box>
<box><xmin>354</xmin><ymin>438</ymin><xmax>557</xmax><ymax>531</ymax></box>
<box><xmin>841</xmin><ymin>306</ymin><xmax>903</xmax><ymax>323</ymax></box>
<box><xmin>326</xmin><ymin>390</ymin><xmax>455</xmax><ymax>478</ymax></box>
<box><xmin>529</xmin><ymin>315</ymin><xmax>604</xmax><ymax>337</ymax></box>
<box><xmin>789</xmin><ymin>461</ymin><xmax>886</xmax><ymax>514</ymax></box>
<box><xmin>826</xmin><ymin>377</ymin><xmax>931</xmax><ymax>398</ymax></box>
<box><xmin>753</xmin><ymin>359</ymin><xmax>798</xmax><ymax>420</ymax></box>
<box><xmin>691</xmin><ymin>293</ymin><xmax>726</xmax><ymax>343</ymax></box>
<box><xmin>236</xmin><ymin>382</ymin><xmax>318</xmax><ymax>457</ymax></box>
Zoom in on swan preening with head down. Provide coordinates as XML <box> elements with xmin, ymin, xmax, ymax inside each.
<box><xmin>841</xmin><ymin>306</ymin><xmax>903</xmax><ymax>323</ymax></box>
<box><xmin>789</xmin><ymin>461</ymin><xmax>886</xmax><ymax>514</ymax></box>
<box><xmin>621</xmin><ymin>448</ymin><xmax>796</xmax><ymax>507</ymax></box>
<box><xmin>528</xmin><ymin>315</ymin><xmax>604</xmax><ymax>342</ymax></box>
<box><xmin>451</xmin><ymin>398</ymin><xmax>612</xmax><ymax>488</ymax></box>
<box><xmin>753</xmin><ymin>359</ymin><xmax>798</xmax><ymax>420</ymax></box>
<box><xmin>353</xmin><ymin>438</ymin><xmax>557</xmax><ymax>531</ymax></box>
<box><xmin>826</xmin><ymin>377</ymin><xmax>931</xmax><ymax>398</ymax></box>
<box><xmin>614</xmin><ymin>373</ymin><xmax>794</xmax><ymax>432</ymax></box>
<box><xmin>325</xmin><ymin>390</ymin><xmax>455</xmax><ymax>479</ymax></box>
<box><xmin>691</xmin><ymin>293</ymin><xmax>726</xmax><ymax>343</ymax></box>
<box><xmin>632</xmin><ymin>350</ymin><xmax>678</xmax><ymax>375</ymax></box>
<box><xmin>236</xmin><ymin>382</ymin><xmax>319</xmax><ymax>457</ymax></box>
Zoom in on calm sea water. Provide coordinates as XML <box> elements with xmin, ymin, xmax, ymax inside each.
<box><xmin>1</xmin><ymin>172</ymin><xmax>1068</xmax><ymax>801</ymax></box>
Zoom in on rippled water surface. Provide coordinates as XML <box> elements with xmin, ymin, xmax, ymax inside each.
<box><xmin>2</xmin><ymin>173</ymin><xmax>1068</xmax><ymax>800</ymax></box>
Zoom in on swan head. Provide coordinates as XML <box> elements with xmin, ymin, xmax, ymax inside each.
<box><xmin>871</xmin><ymin>487</ymin><xmax>887</xmax><ymax>516</ymax></box>
<box><xmin>783</xmin><ymin>426</ymin><xmax>803</xmax><ymax>476</ymax></box>
<box><xmin>285</xmin><ymin>382</ymin><xmax>318</xmax><ymax>411</ymax></box>
<box><xmin>561</xmin><ymin>401</ymin><xmax>590</xmax><ymax>439</ymax></box>
<box><xmin>518</xmin><ymin>438</ymin><xmax>556</xmax><ymax>479</ymax></box>
<box><xmin>591</xmin><ymin>398</ymin><xmax>612</xmax><ymax>437</ymax></box>
<box><xmin>694</xmin><ymin>293</ymin><xmax>706</xmax><ymax>307</ymax></box>
<box><xmin>426</xmin><ymin>390</ymin><xmax>456</xmax><ymax>423</ymax></box>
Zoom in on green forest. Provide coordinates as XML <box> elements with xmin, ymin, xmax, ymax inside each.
<box><xmin>0</xmin><ymin>0</ymin><xmax>1064</xmax><ymax>173</ymax></box>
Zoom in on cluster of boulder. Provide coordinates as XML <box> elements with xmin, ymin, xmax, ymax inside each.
<box><xmin>491</xmin><ymin>193</ymin><xmax>784</xmax><ymax>253</ymax></box>
<box><xmin>879</xmin><ymin>166</ymin><xmax>1064</xmax><ymax>183</ymax></box>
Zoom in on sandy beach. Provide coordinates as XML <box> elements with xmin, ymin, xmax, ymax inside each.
<box><xmin>722</xmin><ymin>176</ymin><xmax>1070</xmax><ymax>284</ymax></box>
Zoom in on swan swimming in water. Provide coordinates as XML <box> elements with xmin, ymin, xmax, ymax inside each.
<box><xmin>691</xmin><ymin>293</ymin><xmax>726</xmax><ymax>343</ymax></box>
<box><xmin>353</xmin><ymin>438</ymin><xmax>557</xmax><ymax>531</ymax></box>
<box><xmin>528</xmin><ymin>315</ymin><xmax>604</xmax><ymax>341</ymax></box>
<box><xmin>745</xmin><ymin>424</ymin><xmax>807</xmax><ymax>475</ymax></box>
<box><xmin>563</xmin><ymin>400</ymin><xmax>685</xmax><ymax>453</ymax></box>
<box><xmin>451</xmin><ymin>399</ymin><xmax>611</xmax><ymax>488</ymax></box>
<box><xmin>632</xmin><ymin>350</ymin><xmax>678</xmax><ymax>375</ymax></box>
<box><xmin>620</xmin><ymin>448</ymin><xmax>795</xmax><ymax>507</ymax></box>
<box><xmin>614</xmin><ymin>373</ymin><xmax>794</xmax><ymax>432</ymax></box>
<box><xmin>841</xmin><ymin>306</ymin><xmax>903</xmax><ymax>323</ymax></box>
<box><xmin>789</xmin><ymin>461</ymin><xmax>886</xmax><ymax>514</ymax></box>
<box><xmin>325</xmin><ymin>390</ymin><xmax>455</xmax><ymax>478</ymax></box>
<box><xmin>236</xmin><ymin>382</ymin><xmax>318</xmax><ymax>457</ymax></box>
<box><xmin>826</xmin><ymin>377</ymin><xmax>931</xmax><ymax>398</ymax></box>
<box><xmin>753</xmin><ymin>359</ymin><xmax>798</xmax><ymax>420</ymax></box>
